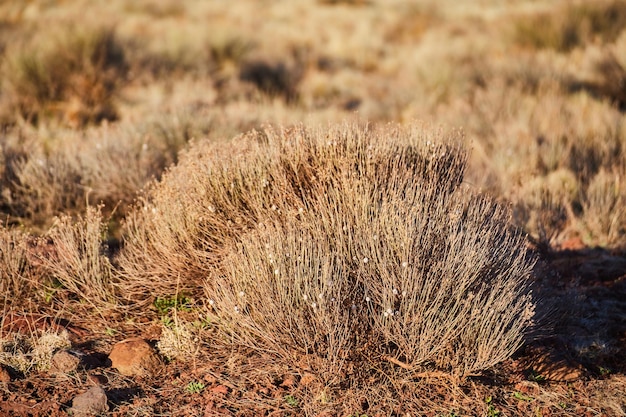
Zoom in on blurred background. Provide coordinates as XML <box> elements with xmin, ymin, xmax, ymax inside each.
<box><xmin>0</xmin><ymin>0</ymin><xmax>624</xmax><ymax>249</ymax></box>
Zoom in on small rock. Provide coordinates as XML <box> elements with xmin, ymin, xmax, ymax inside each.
<box><xmin>108</xmin><ymin>338</ymin><xmax>162</xmax><ymax>377</ymax></box>
<box><xmin>51</xmin><ymin>350</ymin><xmax>81</xmax><ymax>373</ymax></box>
<box><xmin>0</xmin><ymin>365</ymin><xmax>10</xmax><ymax>383</ymax></box>
<box><xmin>69</xmin><ymin>386</ymin><xmax>108</xmax><ymax>416</ymax></box>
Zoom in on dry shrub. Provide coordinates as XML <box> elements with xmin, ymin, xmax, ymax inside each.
<box><xmin>208</xmin><ymin>36</ymin><xmax>254</xmax><ymax>74</ymax></box>
<box><xmin>512</xmin><ymin>169</ymin><xmax>578</xmax><ymax>248</ymax></box>
<box><xmin>460</xmin><ymin>74</ymin><xmax>625</xmax><ymax>247</ymax></box>
<box><xmin>2</xmin><ymin>26</ymin><xmax>127</xmax><ymax>127</ymax></box>
<box><xmin>575</xmin><ymin>51</ymin><xmax>626</xmax><ymax>110</ymax></box>
<box><xmin>593</xmin><ymin>51</ymin><xmax>626</xmax><ymax>109</ymax></box>
<box><xmin>38</xmin><ymin>206</ymin><xmax>115</xmax><ymax>307</ymax></box>
<box><xmin>6</xmin><ymin>143</ymin><xmax>85</xmax><ymax>225</ymax></box>
<box><xmin>580</xmin><ymin>168</ymin><xmax>626</xmax><ymax>248</ymax></box>
<box><xmin>211</xmin><ymin>182</ymin><xmax>534</xmax><ymax>381</ymax></box>
<box><xmin>514</xmin><ymin>1</ymin><xmax>626</xmax><ymax>52</ymax></box>
<box><xmin>0</xmin><ymin>120</ymin><xmax>188</xmax><ymax>230</ymax></box>
<box><xmin>118</xmin><ymin>123</ymin><xmax>465</xmax><ymax>303</ymax></box>
<box><xmin>0</xmin><ymin>330</ymin><xmax>71</xmax><ymax>374</ymax></box>
<box><xmin>120</xmin><ymin>122</ymin><xmax>536</xmax><ymax>381</ymax></box>
<box><xmin>0</xmin><ymin>225</ymin><xmax>33</xmax><ymax>300</ymax></box>
<box><xmin>528</xmin><ymin>95</ymin><xmax>623</xmax><ymax>184</ymax></box>
<box><xmin>239</xmin><ymin>59</ymin><xmax>303</xmax><ymax>102</ymax></box>
<box><xmin>211</xmin><ymin>216</ymin><xmax>364</xmax><ymax>383</ymax></box>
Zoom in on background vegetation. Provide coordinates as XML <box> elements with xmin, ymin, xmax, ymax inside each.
<box><xmin>1</xmin><ymin>0</ymin><xmax>625</xmax><ymax>415</ymax></box>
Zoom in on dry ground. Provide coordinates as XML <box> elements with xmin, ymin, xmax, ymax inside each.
<box><xmin>1</xmin><ymin>0</ymin><xmax>625</xmax><ymax>416</ymax></box>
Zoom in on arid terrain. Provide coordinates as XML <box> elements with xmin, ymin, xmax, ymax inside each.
<box><xmin>0</xmin><ymin>0</ymin><xmax>625</xmax><ymax>416</ymax></box>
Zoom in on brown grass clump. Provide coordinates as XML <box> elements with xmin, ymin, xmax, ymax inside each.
<box><xmin>119</xmin><ymin>122</ymin><xmax>536</xmax><ymax>382</ymax></box>
<box><xmin>38</xmin><ymin>206</ymin><xmax>115</xmax><ymax>308</ymax></box>
<box><xmin>514</xmin><ymin>0</ymin><xmax>626</xmax><ymax>52</ymax></box>
<box><xmin>580</xmin><ymin>167</ymin><xmax>626</xmax><ymax>248</ymax></box>
<box><xmin>2</xmin><ymin>26</ymin><xmax>127</xmax><ymax>127</ymax></box>
<box><xmin>0</xmin><ymin>120</ymin><xmax>189</xmax><ymax>231</ymax></box>
<box><xmin>460</xmin><ymin>72</ymin><xmax>626</xmax><ymax>248</ymax></box>
<box><xmin>574</xmin><ymin>51</ymin><xmax>626</xmax><ymax>110</ymax></box>
<box><xmin>0</xmin><ymin>224</ymin><xmax>33</xmax><ymax>301</ymax></box>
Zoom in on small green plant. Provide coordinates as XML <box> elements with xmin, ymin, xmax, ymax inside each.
<box><xmin>192</xmin><ymin>316</ymin><xmax>212</xmax><ymax>330</ymax></box>
<box><xmin>528</xmin><ymin>369</ymin><xmax>546</xmax><ymax>382</ymax></box>
<box><xmin>513</xmin><ymin>391</ymin><xmax>533</xmax><ymax>402</ymax></box>
<box><xmin>598</xmin><ymin>366</ymin><xmax>612</xmax><ymax>376</ymax></box>
<box><xmin>154</xmin><ymin>294</ymin><xmax>192</xmax><ymax>316</ymax></box>
<box><xmin>104</xmin><ymin>328</ymin><xmax>117</xmax><ymax>337</ymax></box>
<box><xmin>160</xmin><ymin>315</ymin><xmax>174</xmax><ymax>329</ymax></box>
<box><xmin>185</xmin><ymin>381</ymin><xmax>205</xmax><ymax>394</ymax></box>
<box><xmin>42</xmin><ymin>278</ymin><xmax>64</xmax><ymax>304</ymax></box>
<box><xmin>284</xmin><ymin>394</ymin><xmax>299</xmax><ymax>408</ymax></box>
<box><xmin>485</xmin><ymin>396</ymin><xmax>501</xmax><ymax>417</ymax></box>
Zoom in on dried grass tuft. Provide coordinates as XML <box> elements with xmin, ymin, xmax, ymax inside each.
<box><xmin>38</xmin><ymin>206</ymin><xmax>116</xmax><ymax>308</ymax></box>
<box><xmin>0</xmin><ymin>225</ymin><xmax>33</xmax><ymax>301</ymax></box>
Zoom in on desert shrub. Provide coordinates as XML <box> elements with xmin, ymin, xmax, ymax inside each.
<box><xmin>210</xmin><ymin>214</ymin><xmax>365</xmax><ymax>383</ymax></box>
<box><xmin>576</xmin><ymin>51</ymin><xmax>626</xmax><ymax>110</ymax></box>
<box><xmin>211</xmin><ymin>180</ymin><xmax>535</xmax><ymax>380</ymax></box>
<box><xmin>0</xmin><ymin>225</ymin><xmax>33</xmax><ymax>300</ymax></box>
<box><xmin>354</xmin><ymin>190</ymin><xmax>535</xmax><ymax>377</ymax></box>
<box><xmin>118</xmin><ymin>123</ymin><xmax>466</xmax><ymax>303</ymax></box>
<box><xmin>0</xmin><ymin>120</ymin><xmax>188</xmax><ymax>230</ymax></box>
<box><xmin>580</xmin><ymin>168</ymin><xmax>626</xmax><ymax>248</ymax></box>
<box><xmin>38</xmin><ymin>206</ymin><xmax>115</xmax><ymax>308</ymax></box>
<box><xmin>120</xmin><ymin>123</ymin><xmax>536</xmax><ymax>380</ymax></box>
<box><xmin>514</xmin><ymin>1</ymin><xmax>626</xmax><ymax>52</ymax></box>
<box><xmin>463</xmin><ymin>80</ymin><xmax>625</xmax><ymax>247</ymax></box>
<box><xmin>512</xmin><ymin>169</ymin><xmax>578</xmax><ymax>249</ymax></box>
<box><xmin>239</xmin><ymin>59</ymin><xmax>303</xmax><ymax>102</ymax></box>
<box><xmin>6</xmin><ymin>144</ymin><xmax>85</xmax><ymax>225</ymax></box>
<box><xmin>208</xmin><ymin>36</ymin><xmax>254</xmax><ymax>73</ymax></box>
<box><xmin>2</xmin><ymin>26</ymin><xmax>127</xmax><ymax>126</ymax></box>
